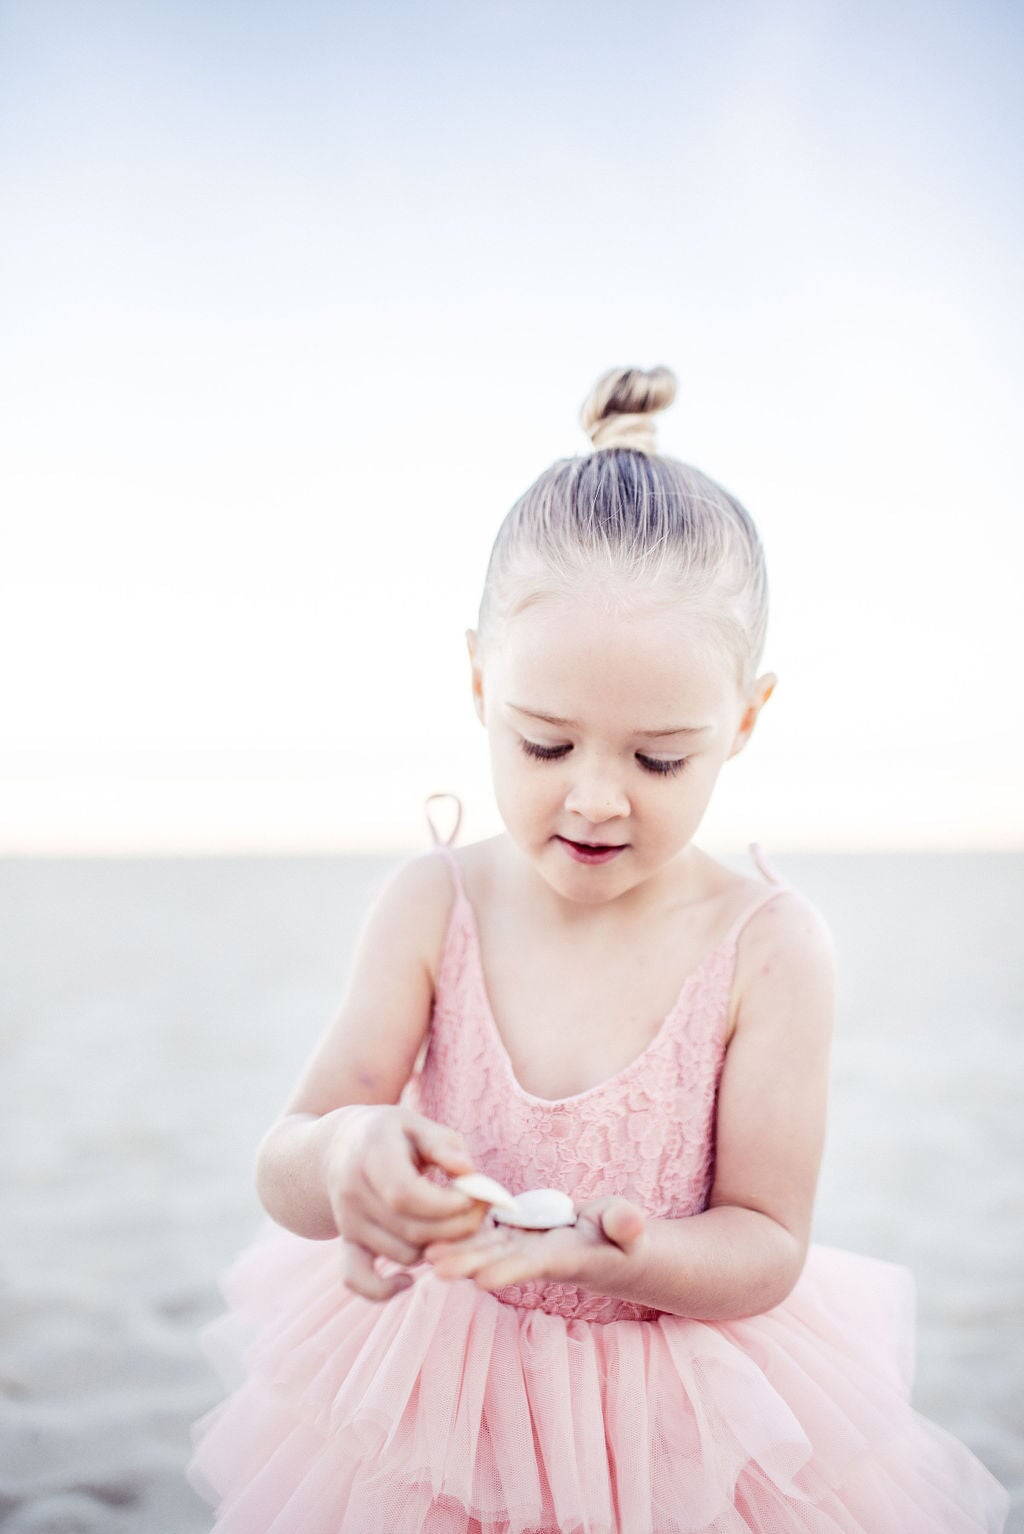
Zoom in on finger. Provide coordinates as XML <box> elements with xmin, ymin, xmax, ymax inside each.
<box><xmin>461</xmin><ymin>1226</ymin><xmax>580</xmax><ymax>1288</ymax></box>
<box><xmin>367</xmin><ymin>1142</ymin><xmax>479</xmax><ymax>1222</ymax></box>
<box><xmin>403</xmin><ymin>1113</ymin><xmax>477</xmax><ymax>1177</ymax></box>
<box><xmin>429</xmin><ymin>1230</ymin><xmax>519</xmax><ymax>1280</ymax></box>
<box><xmin>339</xmin><ymin>1240</ymin><xmax>415</xmax><ymax>1302</ymax></box>
<box><xmin>423</xmin><ymin>1237</ymin><xmax>462</xmax><ymax>1261</ymax></box>
<box><xmin>345</xmin><ymin>1215</ymin><xmax>423</xmax><ymax>1268</ymax></box>
<box><xmin>428</xmin><ymin>1239</ymin><xmax>503</xmax><ymax>1278</ymax></box>
<box><xmin>399</xmin><ymin>1202</ymin><xmax>489</xmax><ymax>1247</ymax></box>
<box><xmin>600</xmin><ymin>1199</ymin><xmax>647</xmax><ymax>1252</ymax></box>
<box><xmin>471</xmin><ymin>1248</ymin><xmax>539</xmax><ymax>1290</ymax></box>
<box><xmin>422</xmin><ymin>1211</ymin><xmax>500</xmax><ymax>1260</ymax></box>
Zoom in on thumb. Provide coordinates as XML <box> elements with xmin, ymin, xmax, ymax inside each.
<box><xmin>340</xmin><ymin>1240</ymin><xmax>414</xmax><ymax>1302</ymax></box>
<box><xmin>600</xmin><ymin>1198</ymin><xmax>647</xmax><ymax>1253</ymax></box>
<box><xmin>404</xmin><ymin>1113</ymin><xmax>476</xmax><ymax>1176</ymax></box>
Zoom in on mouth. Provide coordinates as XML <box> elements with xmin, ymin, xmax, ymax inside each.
<box><xmin>555</xmin><ymin>835</ymin><xmax>628</xmax><ymax>865</ymax></box>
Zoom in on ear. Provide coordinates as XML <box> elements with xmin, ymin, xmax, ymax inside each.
<box><xmin>466</xmin><ymin>628</ymin><xmax>486</xmax><ymax>725</ymax></box>
<box><xmin>727</xmin><ymin>672</ymin><xmax>776</xmax><ymax>761</ymax></box>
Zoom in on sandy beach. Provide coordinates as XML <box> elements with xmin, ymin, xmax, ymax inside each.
<box><xmin>0</xmin><ymin>848</ymin><xmax>1020</xmax><ymax>1531</ymax></box>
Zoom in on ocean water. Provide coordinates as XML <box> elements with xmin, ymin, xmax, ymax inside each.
<box><xmin>0</xmin><ymin>851</ymin><xmax>1021</xmax><ymax>1531</ymax></box>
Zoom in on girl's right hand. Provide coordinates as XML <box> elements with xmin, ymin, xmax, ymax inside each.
<box><xmin>321</xmin><ymin>1104</ymin><xmax>488</xmax><ymax>1301</ymax></box>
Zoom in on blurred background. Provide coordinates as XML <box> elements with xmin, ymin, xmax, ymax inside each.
<box><xmin>2</xmin><ymin>0</ymin><xmax>1021</xmax><ymax>855</ymax></box>
<box><xmin>1</xmin><ymin>2</ymin><xmax>1021</xmax><ymax>1532</ymax></box>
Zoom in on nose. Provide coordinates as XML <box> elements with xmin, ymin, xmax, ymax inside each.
<box><xmin>563</xmin><ymin>769</ymin><xmax>630</xmax><ymax>826</ymax></box>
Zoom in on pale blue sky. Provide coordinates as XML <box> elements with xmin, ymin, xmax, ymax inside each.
<box><xmin>2</xmin><ymin>0</ymin><xmax>1021</xmax><ymax>851</ymax></box>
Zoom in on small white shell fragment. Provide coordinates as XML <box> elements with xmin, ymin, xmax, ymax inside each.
<box><xmin>450</xmin><ymin>1172</ymin><xmax>518</xmax><ymax>1210</ymax></box>
<box><xmin>450</xmin><ymin>1175</ymin><xmax>577</xmax><ymax>1230</ymax></box>
<box><xmin>491</xmin><ymin>1188</ymin><xmax>577</xmax><ymax>1230</ymax></box>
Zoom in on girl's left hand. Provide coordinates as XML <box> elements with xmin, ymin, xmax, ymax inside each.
<box><xmin>423</xmin><ymin>1195</ymin><xmax>647</xmax><ymax>1291</ymax></box>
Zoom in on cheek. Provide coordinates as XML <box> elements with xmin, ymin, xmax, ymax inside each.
<box><xmin>493</xmin><ymin>750</ymin><xmax>562</xmax><ymax>820</ymax></box>
<box><xmin>676</xmin><ymin>762</ymin><xmax>720</xmax><ymax>818</ymax></box>
<box><xmin>645</xmin><ymin>766</ymin><xmax>705</xmax><ymax>818</ymax></box>
<box><xmin>490</xmin><ymin>740</ymin><xmax>534</xmax><ymax>795</ymax></box>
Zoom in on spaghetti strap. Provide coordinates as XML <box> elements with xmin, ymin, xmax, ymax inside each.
<box><xmin>720</xmin><ymin>885</ymin><xmax>791</xmax><ymax>950</ymax></box>
<box><xmin>424</xmin><ymin>796</ymin><xmax>466</xmax><ymax>915</ymax></box>
<box><xmin>424</xmin><ymin>792</ymin><xmax>463</xmax><ymax>848</ymax></box>
<box><xmin>717</xmin><ymin>845</ymin><xmax>793</xmax><ymax>950</ymax></box>
<box><xmin>748</xmin><ymin>841</ymin><xmax>789</xmax><ymax>886</ymax></box>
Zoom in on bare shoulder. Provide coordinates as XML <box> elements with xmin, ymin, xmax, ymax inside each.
<box><xmin>442</xmin><ymin>834</ymin><xmax>506</xmax><ymax>905</ymax></box>
<box><xmin>740</xmin><ymin>884</ymin><xmax>836</xmax><ymax>968</ymax></box>
<box><xmin>448</xmin><ymin>833</ymin><xmax>504</xmax><ymax>881</ymax></box>
<box><xmin>372</xmin><ymin>845</ymin><xmax>459</xmax><ymax>990</ymax></box>
<box><xmin>727</xmin><ymin>884</ymin><xmax>837</xmax><ymax>1046</ymax></box>
<box><xmin>272</xmin><ymin>847</ymin><xmax>460</xmax><ymax>1119</ymax></box>
<box><xmin>384</xmin><ymin>834</ymin><xmax>507</xmax><ymax>986</ymax></box>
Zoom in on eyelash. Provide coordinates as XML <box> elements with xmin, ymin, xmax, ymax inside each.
<box><xmin>518</xmin><ymin>739</ymin><xmax>690</xmax><ymax>777</ymax></box>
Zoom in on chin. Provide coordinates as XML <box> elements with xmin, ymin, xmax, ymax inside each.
<box><xmin>545</xmin><ymin>846</ymin><xmax>635</xmax><ymax>898</ymax></box>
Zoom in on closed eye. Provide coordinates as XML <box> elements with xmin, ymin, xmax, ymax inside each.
<box><xmin>518</xmin><ymin>739</ymin><xmax>689</xmax><ymax>777</ymax></box>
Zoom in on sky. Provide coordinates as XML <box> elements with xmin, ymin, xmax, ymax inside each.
<box><xmin>2</xmin><ymin>0</ymin><xmax>1022</xmax><ymax>853</ymax></box>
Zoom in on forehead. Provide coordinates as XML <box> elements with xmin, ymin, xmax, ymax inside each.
<box><xmin>494</xmin><ymin>593</ymin><xmax>740</xmax><ymax>724</ymax></box>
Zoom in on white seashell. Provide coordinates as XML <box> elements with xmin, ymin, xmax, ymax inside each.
<box><xmin>491</xmin><ymin>1188</ymin><xmax>577</xmax><ymax>1230</ymax></box>
<box><xmin>450</xmin><ymin>1175</ymin><xmax>578</xmax><ymax>1230</ymax></box>
<box><xmin>450</xmin><ymin>1172</ymin><xmax>518</xmax><ymax>1210</ymax></box>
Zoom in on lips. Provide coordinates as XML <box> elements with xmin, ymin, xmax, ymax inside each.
<box><xmin>556</xmin><ymin>835</ymin><xmax>628</xmax><ymax>865</ymax></box>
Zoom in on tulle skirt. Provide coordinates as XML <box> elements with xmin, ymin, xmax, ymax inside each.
<box><xmin>186</xmin><ymin>1220</ymin><xmax>1009</xmax><ymax>1533</ymax></box>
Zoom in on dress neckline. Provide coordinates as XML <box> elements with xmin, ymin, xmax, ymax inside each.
<box><xmin>442</xmin><ymin>861</ymin><xmax>779</xmax><ymax>1108</ymax></box>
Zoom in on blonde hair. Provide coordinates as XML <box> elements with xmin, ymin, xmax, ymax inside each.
<box><xmin>475</xmin><ymin>365</ymin><xmax>769</xmax><ymax>692</ymax></box>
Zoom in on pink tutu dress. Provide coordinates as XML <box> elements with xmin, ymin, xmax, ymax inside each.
<box><xmin>187</xmin><ymin>831</ymin><xmax>1010</xmax><ymax>1533</ymax></box>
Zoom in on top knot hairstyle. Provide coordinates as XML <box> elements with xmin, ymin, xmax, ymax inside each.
<box><xmin>579</xmin><ymin>364</ymin><xmax>677</xmax><ymax>454</ymax></box>
<box><xmin>475</xmin><ymin>364</ymin><xmax>769</xmax><ymax>693</ymax></box>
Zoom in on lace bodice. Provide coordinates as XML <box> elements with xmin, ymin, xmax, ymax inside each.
<box><xmin>401</xmin><ymin>838</ymin><xmax>791</xmax><ymax>1323</ymax></box>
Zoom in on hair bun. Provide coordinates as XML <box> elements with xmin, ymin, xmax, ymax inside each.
<box><xmin>579</xmin><ymin>365</ymin><xmax>677</xmax><ymax>454</ymax></box>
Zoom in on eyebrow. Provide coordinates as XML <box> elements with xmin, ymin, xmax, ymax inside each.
<box><xmin>506</xmin><ymin>704</ymin><xmax>712</xmax><ymax>738</ymax></box>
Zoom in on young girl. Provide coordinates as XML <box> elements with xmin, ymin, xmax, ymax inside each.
<box><xmin>187</xmin><ymin>366</ymin><xmax>1009</xmax><ymax>1532</ymax></box>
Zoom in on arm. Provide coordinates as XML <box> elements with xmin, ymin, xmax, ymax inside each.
<box><xmin>576</xmin><ymin>890</ymin><xmax>836</xmax><ymax>1318</ymax></box>
<box><xmin>561</xmin><ymin>1204</ymin><xmax>804</xmax><ymax>1321</ymax></box>
<box><xmin>427</xmin><ymin>889</ymin><xmax>836</xmax><ymax>1321</ymax></box>
<box><xmin>254</xmin><ymin>852</ymin><xmax>485</xmax><ymax>1295</ymax></box>
<box><xmin>255</xmin><ymin>852</ymin><xmax>446</xmax><ymax>1234</ymax></box>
